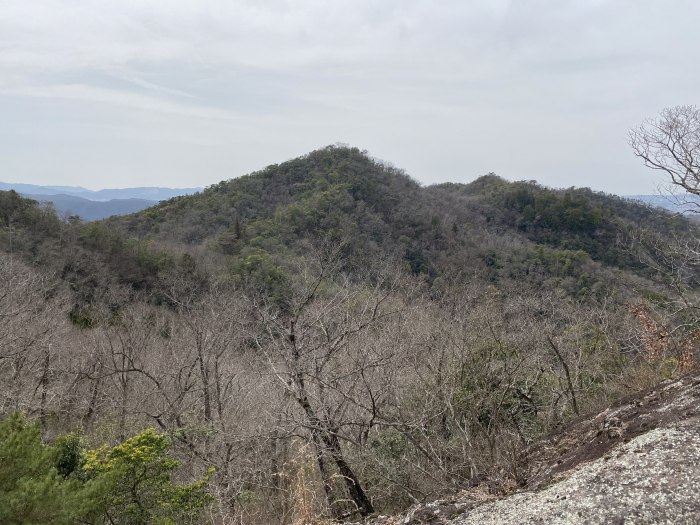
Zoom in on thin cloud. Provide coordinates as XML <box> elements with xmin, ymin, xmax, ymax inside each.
<box><xmin>0</xmin><ymin>0</ymin><xmax>698</xmax><ymax>193</ymax></box>
<box><xmin>1</xmin><ymin>84</ymin><xmax>241</xmax><ymax>121</ymax></box>
<box><xmin>106</xmin><ymin>70</ymin><xmax>198</xmax><ymax>100</ymax></box>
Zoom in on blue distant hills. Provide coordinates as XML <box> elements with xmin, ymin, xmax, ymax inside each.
<box><xmin>626</xmin><ymin>194</ymin><xmax>700</xmax><ymax>215</ymax></box>
<box><xmin>0</xmin><ymin>182</ymin><xmax>201</xmax><ymax>221</ymax></box>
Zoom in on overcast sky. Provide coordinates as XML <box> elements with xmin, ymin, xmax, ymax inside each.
<box><xmin>1</xmin><ymin>1</ymin><xmax>698</xmax><ymax>194</ymax></box>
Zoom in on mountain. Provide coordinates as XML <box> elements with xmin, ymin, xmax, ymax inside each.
<box><xmin>106</xmin><ymin>146</ymin><xmax>691</xmax><ymax>302</ymax></box>
<box><xmin>68</xmin><ymin>186</ymin><xmax>202</xmax><ymax>201</ymax></box>
<box><xmin>626</xmin><ymin>193</ymin><xmax>700</xmax><ymax>215</ymax></box>
<box><xmin>4</xmin><ymin>150</ymin><xmax>696</xmax><ymax>302</ymax></box>
<box><xmin>5</xmin><ymin>145</ymin><xmax>696</xmax><ymax>338</ymax></box>
<box><xmin>0</xmin><ymin>181</ymin><xmax>201</xmax><ymax>201</ymax></box>
<box><xmin>23</xmin><ymin>193</ymin><xmax>157</xmax><ymax>221</ymax></box>
<box><xmin>0</xmin><ymin>181</ymin><xmax>201</xmax><ymax>220</ymax></box>
<box><xmin>0</xmin><ymin>182</ymin><xmax>92</xmax><ymax>196</ymax></box>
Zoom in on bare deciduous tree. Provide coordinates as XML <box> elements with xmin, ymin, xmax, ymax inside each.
<box><xmin>630</xmin><ymin>105</ymin><xmax>700</xmax><ymax>209</ymax></box>
<box><xmin>252</xmin><ymin>246</ymin><xmax>403</xmax><ymax>518</ymax></box>
<box><xmin>0</xmin><ymin>254</ymin><xmax>67</xmax><ymax>427</ymax></box>
<box><xmin>629</xmin><ymin>106</ymin><xmax>700</xmax><ymax>371</ymax></box>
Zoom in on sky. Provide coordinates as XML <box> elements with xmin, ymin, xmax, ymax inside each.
<box><xmin>1</xmin><ymin>1</ymin><xmax>699</xmax><ymax>195</ymax></box>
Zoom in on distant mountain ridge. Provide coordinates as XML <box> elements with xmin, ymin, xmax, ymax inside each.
<box><xmin>0</xmin><ymin>181</ymin><xmax>201</xmax><ymax>220</ymax></box>
<box><xmin>0</xmin><ymin>182</ymin><xmax>201</xmax><ymax>202</ymax></box>
<box><xmin>21</xmin><ymin>193</ymin><xmax>157</xmax><ymax>221</ymax></box>
<box><xmin>626</xmin><ymin>194</ymin><xmax>700</xmax><ymax>214</ymax></box>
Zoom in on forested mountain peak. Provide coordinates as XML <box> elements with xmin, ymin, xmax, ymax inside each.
<box><xmin>98</xmin><ymin>146</ymin><xmax>692</xmax><ymax>299</ymax></box>
<box><xmin>109</xmin><ymin>145</ymin><xmax>420</xmax><ymax>242</ymax></box>
<box><xmin>2</xmin><ymin>146</ymin><xmax>685</xmax><ymax>320</ymax></box>
<box><xmin>3</xmin><ymin>145</ymin><xmax>693</xmax><ymax>302</ymax></box>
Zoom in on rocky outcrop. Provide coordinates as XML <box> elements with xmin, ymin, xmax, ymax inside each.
<box><xmin>359</xmin><ymin>372</ymin><xmax>700</xmax><ymax>525</ymax></box>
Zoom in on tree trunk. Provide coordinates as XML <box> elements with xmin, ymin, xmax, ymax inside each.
<box><xmin>325</xmin><ymin>430</ymin><xmax>374</xmax><ymax>516</ymax></box>
<box><xmin>311</xmin><ymin>431</ymin><xmax>336</xmax><ymax>517</ymax></box>
<box><xmin>39</xmin><ymin>345</ymin><xmax>51</xmax><ymax>430</ymax></box>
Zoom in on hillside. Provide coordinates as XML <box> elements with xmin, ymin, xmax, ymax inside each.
<box><xmin>357</xmin><ymin>371</ymin><xmax>700</xmax><ymax>525</ymax></box>
<box><xmin>106</xmin><ymin>146</ymin><xmax>691</xmax><ymax>302</ymax></box>
<box><xmin>1</xmin><ymin>146</ymin><xmax>699</xmax><ymax>523</ymax></box>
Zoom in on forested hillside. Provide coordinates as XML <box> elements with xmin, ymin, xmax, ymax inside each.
<box><xmin>1</xmin><ymin>146</ymin><xmax>698</xmax><ymax>523</ymax></box>
<box><xmin>106</xmin><ymin>146</ymin><xmax>688</xmax><ymax>303</ymax></box>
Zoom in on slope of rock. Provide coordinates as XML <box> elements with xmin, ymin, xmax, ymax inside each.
<box><xmin>454</xmin><ymin>415</ymin><xmax>700</xmax><ymax>524</ymax></box>
<box><xmin>362</xmin><ymin>372</ymin><xmax>700</xmax><ymax>525</ymax></box>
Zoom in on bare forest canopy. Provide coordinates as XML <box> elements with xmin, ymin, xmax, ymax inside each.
<box><xmin>1</xmin><ymin>145</ymin><xmax>699</xmax><ymax>523</ymax></box>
